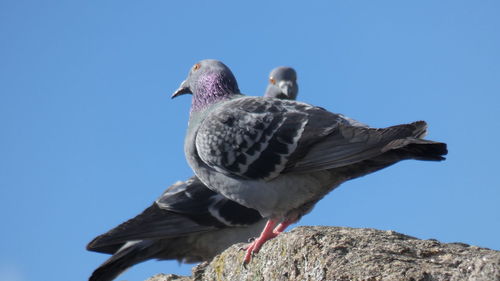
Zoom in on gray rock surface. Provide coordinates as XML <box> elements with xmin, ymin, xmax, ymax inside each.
<box><xmin>146</xmin><ymin>226</ymin><xmax>500</xmax><ymax>281</ymax></box>
<box><xmin>146</xmin><ymin>274</ymin><xmax>191</xmax><ymax>281</ymax></box>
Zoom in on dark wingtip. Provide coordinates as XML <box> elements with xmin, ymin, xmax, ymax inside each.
<box><xmin>87</xmin><ymin>234</ymin><xmax>123</xmax><ymax>254</ymax></box>
<box><xmin>410</xmin><ymin>121</ymin><xmax>428</xmax><ymax>138</ymax></box>
<box><xmin>88</xmin><ymin>241</ymin><xmax>155</xmax><ymax>281</ymax></box>
<box><xmin>86</xmin><ymin>234</ymin><xmax>103</xmax><ymax>251</ymax></box>
<box><xmin>86</xmin><ymin>238</ymin><xmax>97</xmax><ymax>251</ymax></box>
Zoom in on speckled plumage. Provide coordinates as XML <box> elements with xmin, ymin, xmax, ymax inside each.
<box><xmin>86</xmin><ymin>64</ymin><xmax>301</xmax><ymax>281</ymax></box>
<box><xmin>173</xmin><ymin>59</ymin><xmax>447</xmax><ymax>262</ymax></box>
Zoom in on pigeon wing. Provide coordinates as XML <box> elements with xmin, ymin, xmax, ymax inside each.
<box><xmin>195</xmin><ymin>97</ymin><xmax>442</xmax><ymax>179</ymax></box>
<box><xmin>87</xmin><ymin>201</ymin><xmax>217</xmax><ymax>253</ymax></box>
<box><xmin>158</xmin><ymin>176</ymin><xmax>262</xmax><ymax>226</ymax></box>
<box><xmin>195</xmin><ymin>97</ymin><xmax>344</xmax><ymax>180</ymax></box>
<box><xmin>286</xmin><ymin>121</ymin><xmax>438</xmax><ymax>173</ymax></box>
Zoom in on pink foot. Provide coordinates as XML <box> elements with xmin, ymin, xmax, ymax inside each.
<box><xmin>243</xmin><ymin>219</ymin><xmax>278</xmax><ymax>264</ymax></box>
<box><xmin>243</xmin><ymin>217</ymin><xmax>298</xmax><ymax>265</ymax></box>
<box><xmin>273</xmin><ymin>217</ymin><xmax>296</xmax><ymax>235</ymax></box>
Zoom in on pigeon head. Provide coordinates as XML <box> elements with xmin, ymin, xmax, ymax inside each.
<box><xmin>264</xmin><ymin>66</ymin><xmax>298</xmax><ymax>100</ymax></box>
<box><xmin>172</xmin><ymin>60</ymin><xmax>240</xmax><ymax>112</ymax></box>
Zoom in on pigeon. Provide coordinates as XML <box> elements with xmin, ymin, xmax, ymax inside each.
<box><xmin>264</xmin><ymin>66</ymin><xmax>298</xmax><ymax>100</ymax></box>
<box><xmin>264</xmin><ymin>66</ymin><xmax>366</xmax><ymax>128</ymax></box>
<box><xmin>86</xmin><ymin>67</ymin><xmax>299</xmax><ymax>281</ymax></box>
<box><xmin>171</xmin><ymin>59</ymin><xmax>447</xmax><ymax>264</ymax></box>
<box><xmin>87</xmin><ymin>177</ymin><xmax>265</xmax><ymax>281</ymax></box>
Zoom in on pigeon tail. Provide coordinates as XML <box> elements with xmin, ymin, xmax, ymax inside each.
<box><xmin>396</xmin><ymin>140</ymin><xmax>448</xmax><ymax>161</ymax></box>
<box><xmin>89</xmin><ymin>240</ymin><xmax>159</xmax><ymax>281</ymax></box>
<box><xmin>381</xmin><ymin>121</ymin><xmax>447</xmax><ymax>162</ymax></box>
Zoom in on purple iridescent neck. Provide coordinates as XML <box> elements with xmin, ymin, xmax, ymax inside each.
<box><xmin>190</xmin><ymin>72</ymin><xmax>239</xmax><ymax>114</ymax></box>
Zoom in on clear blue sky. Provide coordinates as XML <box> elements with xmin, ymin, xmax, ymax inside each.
<box><xmin>1</xmin><ymin>1</ymin><xmax>499</xmax><ymax>281</ymax></box>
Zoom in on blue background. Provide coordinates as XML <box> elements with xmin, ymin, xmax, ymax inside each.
<box><xmin>1</xmin><ymin>1</ymin><xmax>499</xmax><ymax>281</ymax></box>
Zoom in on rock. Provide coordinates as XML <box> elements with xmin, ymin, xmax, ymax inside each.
<box><xmin>146</xmin><ymin>273</ymin><xmax>191</xmax><ymax>281</ymax></box>
<box><xmin>146</xmin><ymin>226</ymin><xmax>500</xmax><ymax>281</ymax></box>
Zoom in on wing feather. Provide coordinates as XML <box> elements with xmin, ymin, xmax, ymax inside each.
<box><xmin>195</xmin><ymin>97</ymin><xmax>433</xmax><ymax>179</ymax></box>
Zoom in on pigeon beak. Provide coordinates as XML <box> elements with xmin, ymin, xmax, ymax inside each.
<box><xmin>171</xmin><ymin>80</ymin><xmax>191</xmax><ymax>99</ymax></box>
<box><xmin>278</xmin><ymin>81</ymin><xmax>293</xmax><ymax>98</ymax></box>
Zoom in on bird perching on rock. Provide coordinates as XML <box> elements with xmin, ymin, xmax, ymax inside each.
<box><xmin>86</xmin><ymin>66</ymin><xmax>301</xmax><ymax>281</ymax></box>
<box><xmin>172</xmin><ymin>59</ymin><xmax>448</xmax><ymax>264</ymax></box>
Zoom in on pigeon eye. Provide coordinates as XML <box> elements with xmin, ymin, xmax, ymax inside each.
<box><xmin>193</xmin><ymin>63</ymin><xmax>201</xmax><ymax>71</ymax></box>
<box><xmin>269</xmin><ymin>77</ymin><xmax>276</xmax><ymax>85</ymax></box>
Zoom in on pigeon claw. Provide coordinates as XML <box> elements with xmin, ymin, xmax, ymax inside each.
<box><xmin>243</xmin><ymin>244</ymin><xmax>254</xmax><ymax>265</ymax></box>
<box><xmin>242</xmin><ymin>219</ymin><xmax>280</xmax><ymax>265</ymax></box>
<box><xmin>242</xmin><ymin>216</ymin><xmax>299</xmax><ymax>265</ymax></box>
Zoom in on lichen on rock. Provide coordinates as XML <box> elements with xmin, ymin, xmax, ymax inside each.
<box><xmin>147</xmin><ymin>226</ymin><xmax>500</xmax><ymax>281</ymax></box>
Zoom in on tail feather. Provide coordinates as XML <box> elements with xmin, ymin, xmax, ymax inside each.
<box><xmin>402</xmin><ymin>141</ymin><xmax>447</xmax><ymax>161</ymax></box>
<box><xmin>383</xmin><ymin>137</ymin><xmax>447</xmax><ymax>161</ymax></box>
<box><xmin>89</xmin><ymin>240</ymin><xmax>159</xmax><ymax>281</ymax></box>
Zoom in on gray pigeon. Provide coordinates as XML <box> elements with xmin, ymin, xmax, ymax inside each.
<box><xmin>265</xmin><ymin>66</ymin><xmax>366</xmax><ymax>127</ymax></box>
<box><xmin>264</xmin><ymin>66</ymin><xmax>298</xmax><ymax>100</ymax></box>
<box><xmin>87</xmin><ymin>177</ymin><xmax>265</xmax><ymax>281</ymax></box>
<box><xmin>86</xmin><ymin>67</ymin><xmax>299</xmax><ymax>281</ymax></box>
<box><xmin>172</xmin><ymin>59</ymin><xmax>447</xmax><ymax>264</ymax></box>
